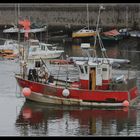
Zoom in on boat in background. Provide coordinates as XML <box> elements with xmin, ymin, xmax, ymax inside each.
<box><xmin>129</xmin><ymin>30</ymin><xmax>140</xmax><ymax>38</ymax></box>
<box><xmin>26</xmin><ymin>39</ymin><xmax>64</xmax><ymax>61</ymax></box>
<box><xmin>100</xmin><ymin>29</ymin><xmax>123</xmax><ymax>42</ymax></box>
<box><xmin>72</xmin><ymin>27</ymin><xmax>96</xmax><ymax>38</ymax></box>
<box><xmin>72</xmin><ymin>4</ymin><xmax>96</xmax><ymax>39</ymax></box>
<box><xmin>119</xmin><ymin>28</ymin><xmax>131</xmax><ymax>37</ymax></box>
<box><xmin>0</xmin><ymin>38</ymin><xmax>19</xmax><ymax>59</ymax></box>
<box><xmin>3</xmin><ymin>25</ymin><xmax>47</xmax><ymax>33</ymax></box>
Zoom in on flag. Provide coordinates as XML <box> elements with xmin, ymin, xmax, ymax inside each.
<box><xmin>19</xmin><ymin>19</ymin><xmax>31</xmax><ymax>39</ymax></box>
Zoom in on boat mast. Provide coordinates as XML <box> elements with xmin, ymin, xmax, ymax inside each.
<box><xmin>94</xmin><ymin>5</ymin><xmax>102</xmax><ymax>48</ymax></box>
<box><xmin>15</xmin><ymin>4</ymin><xmax>17</xmax><ymax>27</ymax></box>
<box><xmin>86</xmin><ymin>4</ymin><xmax>89</xmax><ymax>30</ymax></box>
<box><xmin>17</xmin><ymin>3</ymin><xmax>22</xmax><ymax>74</ymax></box>
<box><xmin>126</xmin><ymin>6</ymin><xmax>128</xmax><ymax>29</ymax></box>
<box><xmin>92</xmin><ymin>5</ymin><xmax>102</xmax><ymax>60</ymax></box>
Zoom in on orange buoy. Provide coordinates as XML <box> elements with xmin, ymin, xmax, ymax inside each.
<box><xmin>123</xmin><ymin>100</ymin><xmax>129</xmax><ymax>107</ymax></box>
<box><xmin>22</xmin><ymin>87</ymin><xmax>31</xmax><ymax>97</ymax></box>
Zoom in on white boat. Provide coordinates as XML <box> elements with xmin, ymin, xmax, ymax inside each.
<box><xmin>0</xmin><ymin>39</ymin><xmax>19</xmax><ymax>58</ymax></box>
<box><xmin>72</xmin><ymin>4</ymin><xmax>96</xmax><ymax>38</ymax></box>
<box><xmin>72</xmin><ymin>28</ymin><xmax>96</xmax><ymax>38</ymax></box>
<box><xmin>3</xmin><ymin>26</ymin><xmax>47</xmax><ymax>33</ymax></box>
<box><xmin>119</xmin><ymin>28</ymin><xmax>131</xmax><ymax>36</ymax></box>
<box><xmin>129</xmin><ymin>30</ymin><xmax>140</xmax><ymax>37</ymax></box>
<box><xmin>68</xmin><ymin>56</ymin><xmax>130</xmax><ymax>64</ymax></box>
<box><xmin>27</xmin><ymin>39</ymin><xmax>64</xmax><ymax>60</ymax></box>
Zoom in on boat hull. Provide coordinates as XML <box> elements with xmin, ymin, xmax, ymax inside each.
<box><xmin>72</xmin><ymin>32</ymin><xmax>96</xmax><ymax>38</ymax></box>
<box><xmin>28</xmin><ymin>51</ymin><xmax>64</xmax><ymax>60</ymax></box>
<box><xmin>15</xmin><ymin>75</ymin><xmax>138</xmax><ymax>107</ymax></box>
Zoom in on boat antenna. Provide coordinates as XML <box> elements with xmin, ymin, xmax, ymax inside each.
<box><xmin>93</xmin><ymin>5</ymin><xmax>109</xmax><ymax>63</ymax></box>
<box><xmin>97</xmin><ymin>31</ymin><xmax>109</xmax><ymax>63</ymax></box>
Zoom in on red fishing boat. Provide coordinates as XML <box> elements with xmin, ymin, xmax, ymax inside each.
<box><xmin>15</xmin><ymin>54</ymin><xmax>138</xmax><ymax>107</ymax></box>
<box><xmin>15</xmin><ymin>5</ymin><xmax>139</xmax><ymax>108</ymax></box>
<box><xmin>15</xmin><ymin>41</ymin><xmax>138</xmax><ymax>107</ymax></box>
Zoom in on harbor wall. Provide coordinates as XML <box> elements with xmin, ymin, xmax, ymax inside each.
<box><xmin>0</xmin><ymin>3</ymin><xmax>140</xmax><ymax>30</ymax></box>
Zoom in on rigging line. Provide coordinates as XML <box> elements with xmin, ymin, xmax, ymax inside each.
<box><xmin>65</xmin><ymin>60</ymin><xmax>69</xmax><ymax>88</ymax></box>
<box><xmin>92</xmin><ymin>5</ymin><xmax>103</xmax><ymax>62</ymax></box>
<box><xmin>93</xmin><ymin>5</ymin><xmax>102</xmax><ymax>46</ymax></box>
<box><xmin>97</xmin><ymin>32</ymin><xmax>110</xmax><ymax>64</ymax></box>
<box><xmin>97</xmin><ymin>32</ymin><xmax>105</xmax><ymax>57</ymax></box>
<box><xmin>56</xmin><ymin>63</ymin><xmax>61</xmax><ymax>87</ymax></box>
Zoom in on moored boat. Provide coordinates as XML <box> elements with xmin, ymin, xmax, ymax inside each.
<box><xmin>100</xmin><ymin>29</ymin><xmax>123</xmax><ymax>42</ymax></box>
<box><xmin>72</xmin><ymin>28</ymin><xmax>96</xmax><ymax>38</ymax></box>
<box><xmin>15</xmin><ymin>55</ymin><xmax>138</xmax><ymax>107</ymax></box>
<box><xmin>26</xmin><ymin>39</ymin><xmax>64</xmax><ymax>61</ymax></box>
<box><xmin>129</xmin><ymin>30</ymin><xmax>140</xmax><ymax>38</ymax></box>
<box><xmin>0</xmin><ymin>39</ymin><xmax>19</xmax><ymax>59</ymax></box>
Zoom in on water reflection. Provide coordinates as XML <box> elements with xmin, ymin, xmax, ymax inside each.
<box><xmin>15</xmin><ymin>101</ymin><xmax>137</xmax><ymax>136</ymax></box>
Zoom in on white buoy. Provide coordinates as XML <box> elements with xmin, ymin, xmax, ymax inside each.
<box><xmin>62</xmin><ymin>88</ymin><xmax>70</xmax><ymax>97</ymax></box>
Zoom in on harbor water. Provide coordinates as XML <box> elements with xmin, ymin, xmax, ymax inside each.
<box><xmin>1</xmin><ymin>37</ymin><xmax>140</xmax><ymax>136</ymax></box>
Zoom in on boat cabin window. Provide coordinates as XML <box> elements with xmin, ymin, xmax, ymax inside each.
<box><xmin>8</xmin><ymin>41</ymin><xmax>14</xmax><ymax>45</ymax></box>
<box><xmin>41</xmin><ymin>45</ymin><xmax>45</xmax><ymax>50</ymax></box>
<box><xmin>35</xmin><ymin>61</ymin><xmax>41</xmax><ymax>67</ymax></box>
<box><xmin>31</xmin><ymin>42</ymin><xmax>39</xmax><ymax>46</ymax></box>
<box><xmin>79</xmin><ymin>65</ymin><xmax>84</xmax><ymax>73</ymax></box>
<box><xmin>102</xmin><ymin>68</ymin><xmax>107</xmax><ymax>71</ymax></box>
<box><xmin>47</xmin><ymin>46</ymin><xmax>53</xmax><ymax>50</ymax></box>
<box><xmin>0</xmin><ymin>40</ymin><xmax>5</xmax><ymax>45</ymax></box>
<box><xmin>29</xmin><ymin>47</ymin><xmax>37</xmax><ymax>52</ymax></box>
<box><xmin>85</xmin><ymin>66</ymin><xmax>88</xmax><ymax>74</ymax></box>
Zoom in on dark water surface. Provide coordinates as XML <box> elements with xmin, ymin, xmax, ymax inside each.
<box><xmin>1</xmin><ymin>37</ymin><xmax>140</xmax><ymax>136</ymax></box>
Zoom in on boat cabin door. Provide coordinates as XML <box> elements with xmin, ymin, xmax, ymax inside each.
<box><xmin>89</xmin><ymin>67</ymin><xmax>96</xmax><ymax>90</ymax></box>
<box><xmin>89</xmin><ymin>66</ymin><xmax>102</xmax><ymax>90</ymax></box>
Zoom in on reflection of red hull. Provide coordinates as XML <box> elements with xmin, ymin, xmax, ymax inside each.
<box><xmin>15</xmin><ymin>75</ymin><xmax>138</xmax><ymax>107</ymax></box>
<box><xmin>16</xmin><ymin>101</ymin><xmax>137</xmax><ymax>129</ymax></box>
<box><xmin>16</xmin><ymin>102</ymin><xmax>63</xmax><ymax>125</ymax></box>
<box><xmin>69</xmin><ymin>109</ymin><xmax>136</xmax><ymax>124</ymax></box>
<box><xmin>17</xmin><ymin>107</ymin><xmax>44</xmax><ymax>124</ymax></box>
<box><xmin>70</xmin><ymin>109</ymin><xmax>129</xmax><ymax>120</ymax></box>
